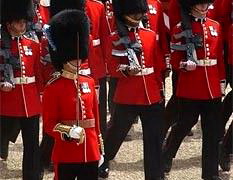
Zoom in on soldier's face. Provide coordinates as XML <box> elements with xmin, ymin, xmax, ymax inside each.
<box><xmin>191</xmin><ymin>3</ymin><xmax>210</xmax><ymax>17</ymax></box>
<box><xmin>7</xmin><ymin>19</ymin><xmax>26</xmax><ymax>36</ymax></box>
<box><xmin>123</xmin><ymin>13</ymin><xmax>144</xmax><ymax>27</ymax></box>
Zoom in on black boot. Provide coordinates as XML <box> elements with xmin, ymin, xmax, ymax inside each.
<box><xmin>98</xmin><ymin>160</ymin><xmax>109</xmax><ymax>178</ymax></box>
<box><xmin>219</xmin><ymin>142</ymin><xmax>230</xmax><ymax>171</ymax></box>
<box><xmin>163</xmin><ymin>154</ymin><xmax>173</xmax><ymax>174</ymax></box>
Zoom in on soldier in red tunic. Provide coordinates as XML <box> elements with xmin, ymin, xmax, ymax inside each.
<box><xmin>162</xmin><ymin>0</ymin><xmax>225</xmax><ymax>179</ymax></box>
<box><xmin>98</xmin><ymin>0</ymin><xmax>166</xmax><ymax>179</ymax></box>
<box><xmin>218</xmin><ymin>0</ymin><xmax>232</xmax><ymax>172</ymax></box>
<box><xmin>42</xmin><ymin>9</ymin><xmax>104</xmax><ymax>180</ymax></box>
<box><xmin>0</xmin><ymin>0</ymin><xmax>43</xmax><ymax>179</ymax></box>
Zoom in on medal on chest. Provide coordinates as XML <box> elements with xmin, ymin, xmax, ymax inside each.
<box><xmin>209</xmin><ymin>26</ymin><xmax>218</xmax><ymax>37</ymax></box>
<box><xmin>23</xmin><ymin>46</ymin><xmax>33</xmax><ymax>56</ymax></box>
<box><xmin>148</xmin><ymin>5</ymin><xmax>157</xmax><ymax>15</ymax></box>
<box><xmin>80</xmin><ymin>82</ymin><xmax>91</xmax><ymax>93</ymax></box>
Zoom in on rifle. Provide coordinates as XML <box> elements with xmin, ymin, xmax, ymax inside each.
<box><xmin>113</xmin><ymin>18</ymin><xmax>142</xmax><ymax>71</ymax></box>
<box><xmin>170</xmin><ymin>5</ymin><xmax>203</xmax><ymax>65</ymax></box>
<box><xmin>0</xmin><ymin>29</ymin><xmax>21</xmax><ymax>86</ymax></box>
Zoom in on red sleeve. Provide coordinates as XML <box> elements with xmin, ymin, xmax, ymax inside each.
<box><xmin>170</xmin><ymin>25</ymin><xmax>186</xmax><ymax>71</ymax></box>
<box><xmin>42</xmin><ymin>83</ymin><xmax>62</xmax><ymax>140</ymax></box>
<box><xmin>216</xmin><ymin>25</ymin><xmax>226</xmax><ymax>81</ymax></box>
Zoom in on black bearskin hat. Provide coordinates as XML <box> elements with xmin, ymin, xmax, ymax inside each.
<box><xmin>1</xmin><ymin>0</ymin><xmax>34</xmax><ymax>25</ymax></box>
<box><xmin>113</xmin><ymin>0</ymin><xmax>148</xmax><ymax>18</ymax></box>
<box><xmin>48</xmin><ymin>10</ymin><xmax>90</xmax><ymax>71</ymax></box>
<box><xmin>50</xmin><ymin>0</ymin><xmax>86</xmax><ymax>17</ymax></box>
<box><xmin>179</xmin><ymin>0</ymin><xmax>214</xmax><ymax>11</ymax></box>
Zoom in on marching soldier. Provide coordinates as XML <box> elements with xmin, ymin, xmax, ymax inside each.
<box><xmin>218</xmin><ymin>0</ymin><xmax>232</xmax><ymax>172</ymax></box>
<box><xmin>98</xmin><ymin>0</ymin><xmax>166</xmax><ymax>179</ymax></box>
<box><xmin>42</xmin><ymin>9</ymin><xmax>104</xmax><ymax>180</ymax></box>
<box><xmin>162</xmin><ymin>0</ymin><xmax>225</xmax><ymax>179</ymax></box>
<box><xmin>0</xmin><ymin>0</ymin><xmax>43</xmax><ymax>179</ymax></box>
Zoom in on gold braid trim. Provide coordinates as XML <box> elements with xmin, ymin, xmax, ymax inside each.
<box><xmin>99</xmin><ymin>134</ymin><xmax>105</xmax><ymax>155</ymax></box>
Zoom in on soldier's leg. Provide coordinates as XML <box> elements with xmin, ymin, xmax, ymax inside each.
<box><xmin>163</xmin><ymin>99</ymin><xmax>199</xmax><ymax>173</ymax></box>
<box><xmin>104</xmin><ymin>104</ymin><xmax>138</xmax><ymax>160</ymax></box>
<box><xmin>140</xmin><ymin>103</ymin><xmax>164</xmax><ymax>179</ymax></box>
<box><xmin>224</xmin><ymin>122</ymin><xmax>233</xmax><ymax>154</ymax></box>
<box><xmin>56</xmin><ymin>163</ymin><xmax>78</xmax><ymax>180</ymax></box>
<box><xmin>39</xmin><ymin>132</ymin><xmax>55</xmax><ymax>176</ymax></box>
<box><xmin>21</xmin><ymin>116</ymin><xmax>40</xmax><ymax>180</ymax></box>
<box><xmin>200</xmin><ymin>98</ymin><xmax>221</xmax><ymax>179</ymax></box>
<box><xmin>99</xmin><ymin>77</ymin><xmax>107</xmax><ymax>139</ymax></box>
<box><xmin>99</xmin><ymin>104</ymin><xmax>138</xmax><ymax>178</ymax></box>
<box><xmin>0</xmin><ymin>116</ymin><xmax>9</xmax><ymax>160</ymax></box>
<box><xmin>219</xmin><ymin>121</ymin><xmax>232</xmax><ymax>172</ymax></box>
<box><xmin>106</xmin><ymin>77</ymin><xmax>118</xmax><ymax>129</ymax></box>
<box><xmin>162</xmin><ymin>71</ymin><xmax>179</xmax><ymax>139</ymax></box>
<box><xmin>220</xmin><ymin>90</ymin><xmax>233</xmax><ymax>138</ymax></box>
<box><xmin>79</xmin><ymin>161</ymin><xmax>98</xmax><ymax>180</ymax></box>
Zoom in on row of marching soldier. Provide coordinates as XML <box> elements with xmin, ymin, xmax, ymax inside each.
<box><xmin>0</xmin><ymin>0</ymin><xmax>232</xmax><ymax>180</ymax></box>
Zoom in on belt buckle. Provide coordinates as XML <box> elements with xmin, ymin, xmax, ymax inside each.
<box><xmin>20</xmin><ymin>77</ymin><xmax>27</xmax><ymax>84</ymax></box>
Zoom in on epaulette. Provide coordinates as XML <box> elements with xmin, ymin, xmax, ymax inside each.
<box><xmin>90</xmin><ymin>0</ymin><xmax>103</xmax><ymax>5</ymax></box>
<box><xmin>47</xmin><ymin>72</ymin><xmax>61</xmax><ymax>85</ymax></box>
<box><xmin>23</xmin><ymin>31</ymin><xmax>39</xmax><ymax>43</ymax></box>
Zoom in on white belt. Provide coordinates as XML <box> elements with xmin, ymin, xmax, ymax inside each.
<box><xmin>79</xmin><ymin>68</ymin><xmax>91</xmax><ymax>75</ymax></box>
<box><xmin>134</xmin><ymin>67</ymin><xmax>154</xmax><ymax>76</ymax></box>
<box><xmin>112</xmin><ymin>49</ymin><xmax>128</xmax><ymax>57</ymax></box>
<box><xmin>92</xmin><ymin>39</ymin><xmax>101</xmax><ymax>47</ymax></box>
<box><xmin>197</xmin><ymin>59</ymin><xmax>217</xmax><ymax>66</ymax></box>
<box><xmin>13</xmin><ymin>76</ymin><xmax>36</xmax><ymax>84</ymax></box>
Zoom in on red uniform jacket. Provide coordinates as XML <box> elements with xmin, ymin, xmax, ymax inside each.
<box><xmin>106</xmin><ymin>28</ymin><xmax>165</xmax><ymax>105</ymax></box>
<box><xmin>0</xmin><ymin>31</ymin><xmax>42</xmax><ymax>117</ymax></box>
<box><xmin>42</xmin><ymin>74</ymin><xmax>101</xmax><ymax>163</ymax></box>
<box><xmin>147</xmin><ymin>0</ymin><xmax>170</xmax><ymax>57</ymax></box>
<box><xmin>228</xmin><ymin>25</ymin><xmax>233</xmax><ymax>65</ymax></box>
<box><xmin>103</xmin><ymin>0</ymin><xmax>116</xmax><ymax>34</ymax></box>
<box><xmin>86</xmin><ymin>0</ymin><xmax>109</xmax><ymax>80</ymax></box>
<box><xmin>34</xmin><ymin>0</ymin><xmax>50</xmax><ymax>27</ymax></box>
<box><xmin>170</xmin><ymin>18</ymin><xmax>225</xmax><ymax>100</ymax></box>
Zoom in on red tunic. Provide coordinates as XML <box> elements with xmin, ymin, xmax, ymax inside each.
<box><xmin>0</xmin><ymin>32</ymin><xmax>42</xmax><ymax>117</ymax></box>
<box><xmin>42</xmin><ymin>74</ymin><xmax>101</xmax><ymax>163</ymax></box>
<box><xmin>106</xmin><ymin>28</ymin><xmax>165</xmax><ymax>105</ymax></box>
<box><xmin>228</xmin><ymin>25</ymin><xmax>233</xmax><ymax>65</ymax></box>
<box><xmin>86</xmin><ymin>0</ymin><xmax>109</xmax><ymax>80</ymax></box>
<box><xmin>170</xmin><ymin>18</ymin><xmax>225</xmax><ymax>100</ymax></box>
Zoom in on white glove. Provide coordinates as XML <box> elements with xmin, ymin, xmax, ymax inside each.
<box><xmin>69</xmin><ymin>126</ymin><xmax>84</xmax><ymax>139</ymax></box>
<box><xmin>220</xmin><ymin>80</ymin><xmax>226</xmax><ymax>96</ymax></box>
<box><xmin>0</xmin><ymin>82</ymin><xmax>14</xmax><ymax>92</ymax></box>
<box><xmin>180</xmin><ymin>60</ymin><xmax>197</xmax><ymax>71</ymax></box>
<box><xmin>98</xmin><ymin>155</ymin><xmax>104</xmax><ymax>167</ymax></box>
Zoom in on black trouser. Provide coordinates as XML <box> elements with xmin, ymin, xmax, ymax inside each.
<box><xmin>106</xmin><ymin>77</ymin><xmax>118</xmax><ymax>129</ymax></box>
<box><xmin>163</xmin><ymin>98</ymin><xmax>221</xmax><ymax>178</ymax></box>
<box><xmin>163</xmin><ymin>71</ymin><xmax>179</xmax><ymax>139</ymax></box>
<box><xmin>99</xmin><ymin>77</ymin><xmax>107</xmax><ymax>139</ymax></box>
<box><xmin>0</xmin><ymin>116</ymin><xmax>20</xmax><ymax>159</ymax></box>
<box><xmin>104</xmin><ymin>103</ymin><xmax>165</xmax><ymax>179</ymax></box>
<box><xmin>223</xmin><ymin>121</ymin><xmax>232</xmax><ymax>154</ymax></box>
<box><xmin>220</xmin><ymin>65</ymin><xmax>233</xmax><ymax>139</ymax></box>
<box><xmin>39</xmin><ymin>133</ymin><xmax>54</xmax><ymax>169</ymax></box>
<box><xmin>0</xmin><ymin>116</ymin><xmax>40</xmax><ymax>180</ymax></box>
<box><xmin>57</xmin><ymin>161</ymin><xmax>98</xmax><ymax>180</ymax></box>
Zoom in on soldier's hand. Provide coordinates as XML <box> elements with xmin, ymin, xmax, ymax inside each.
<box><xmin>69</xmin><ymin>126</ymin><xmax>84</xmax><ymax>140</ymax></box>
<box><xmin>0</xmin><ymin>82</ymin><xmax>14</xmax><ymax>92</ymax></box>
<box><xmin>180</xmin><ymin>60</ymin><xmax>197</xmax><ymax>71</ymax></box>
